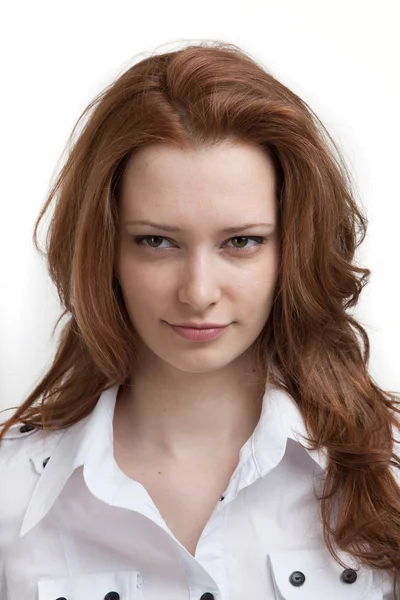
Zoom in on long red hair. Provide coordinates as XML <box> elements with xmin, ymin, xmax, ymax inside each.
<box><xmin>2</xmin><ymin>41</ymin><xmax>400</xmax><ymax>597</ymax></box>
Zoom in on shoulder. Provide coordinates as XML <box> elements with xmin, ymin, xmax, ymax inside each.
<box><xmin>0</xmin><ymin>423</ymin><xmax>65</xmax><ymax>553</ymax></box>
<box><xmin>0</xmin><ymin>423</ymin><xmax>39</xmax><ymax>468</ymax></box>
<box><xmin>0</xmin><ymin>420</ymin><xmax>66</xmax><ymax>483</ymax></box>
<box><xmin>0</xmin><ymin>423</ymin><xmax>64</xmax><ymax>468</ymax></box>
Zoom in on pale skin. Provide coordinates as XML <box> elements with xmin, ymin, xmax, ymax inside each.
<box><xmin>113</xmin><ymin>139</ymin><xmax>280</xmax><ymax>555</ymax></box>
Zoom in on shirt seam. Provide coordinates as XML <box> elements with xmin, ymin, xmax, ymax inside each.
<box><xmin>250</xmin><ymin>434</ymin><xmax>263</xmax><ymax>477</ymax></box>
<box><xmin>48</xmin><ymin>498</ymin><xmax>72</xmax><ymax>578</ymax></box>
<box><xmin>221</xmin><ymin>503</ymin><xmax>229</xmax><ymax>599</ymax></box>
<box><xmin>176</xmin><ymin>545</ymin><xmax>193</xmax><ymax>597</ymax></box>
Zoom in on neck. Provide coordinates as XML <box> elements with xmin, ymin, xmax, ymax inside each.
<box><xmin>113</xmin><ymin>351</ymin><xmax>266</xmax><ymax>464</ymax></box>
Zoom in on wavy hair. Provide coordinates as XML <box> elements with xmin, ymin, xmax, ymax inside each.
<box><xmin>2</xmin><ymin>40</ymin><xmax>400</xmax><ymax>597</ymax></box>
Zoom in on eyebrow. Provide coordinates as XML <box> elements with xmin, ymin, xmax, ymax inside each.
<box><xmin>124</xmin><ymin>220</ymin><xmax>275</xmax><ymax>234</ymax></box>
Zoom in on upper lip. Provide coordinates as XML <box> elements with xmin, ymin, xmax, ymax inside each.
<box><xmin>169</xmin><ymin>322</ymin><xmax>229</xmax><ymax>329</ymax></box>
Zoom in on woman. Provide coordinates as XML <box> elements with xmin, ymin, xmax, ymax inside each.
<box><xmin>1</xmin><ymin>40</ymin><xmax>399</xmax><ymax>600</ymax></box>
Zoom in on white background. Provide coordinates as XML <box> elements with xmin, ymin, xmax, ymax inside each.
<box><xmin>1</xmin><ymin>0</ymin><xmax>399</xmax><ymax>413</ymax></box>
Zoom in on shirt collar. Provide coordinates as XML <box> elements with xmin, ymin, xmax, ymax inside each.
<box><xmin>20</xmin><ymin>384</ymin><xmax>116</xmax><ymax>537</ymax></box>
<box><xmin>20</xmin><ymin>380</ymin><xmax>327</xmax><ymax>538</ymax></box>
<box><xmin>253</xmin><ymin>381</ymin><xmax>328</xmax><ymax>473</ymax></box>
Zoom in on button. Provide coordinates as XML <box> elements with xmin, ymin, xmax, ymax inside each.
<box><xmin>341</xmin><ymin>568</ymin><xmax>358</xmax><ymax>583</ymax></box>
<box><xmin>104</xmin><ymin>592</ymin><xmax>120</xmax><ymax>600</ymax></box>
<box><xmin>200</xmin><ymin>594</ymin><xmax>215</xmax><ymax>600</ymax></box>
<box><xmin>289</xmin><ymin>571</ymin><xmax>306</xmax><ymax>586</ymax></box>
<box><xmin>219</xmin><ymin>495</ymin><xmax>225</xmax><ymax>501</ymax></box>
<box><xmin>19</xmin><ymin>424</ymin><xmax>35</xmax><ymax>433</ymax></box>
<box><xmin>43</xmin><ymin>457</ymin><xmax>50</xmax><ymax>468</ymax></box>
<box><xmin>55</xmin><ymin>597</ymin><xmax>67</xmax><ymax>600</ymax></box>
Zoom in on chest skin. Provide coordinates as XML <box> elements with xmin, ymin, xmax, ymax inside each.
<box><xmin>113</xmin><ymin>442</ymin><xmax>240</xmax><ymax>556</ymax></box>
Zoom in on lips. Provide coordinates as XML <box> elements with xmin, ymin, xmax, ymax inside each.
<box><xmin>170</xmin><ymin>323</ymin><xmax>227</xmax><ymax>329</ymax></box>
<box><xmin>169</xmin><ymin>323</ymin><xmax>229</xmax><ymax>341</ymax></box>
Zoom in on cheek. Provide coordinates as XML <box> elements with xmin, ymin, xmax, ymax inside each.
<box><xmin>236</xmin><ymin>268</ymin><xmax>277</xmax><ymax>321</ymax></box>
<box><xmin>120</xmin><ymin>265</ymin><xmax>171</xmax><ymax>309</ymax></box>
<box><xmin>237</xmin><ymin>262</ymin><xmax>277</xmax><ymax>296</ymax></box>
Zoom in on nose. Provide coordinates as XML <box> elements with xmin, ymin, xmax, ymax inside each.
<box><xmin>177</xmin><ymin>253</ymin><xmax>223</xmax><ymax>311</ymax></box>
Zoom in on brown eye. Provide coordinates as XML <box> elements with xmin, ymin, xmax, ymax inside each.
<box><xmin>227</xmin><ymin>236</ymin><xmax>266</xmax><ymax>251</ymax></box>
<box><xmin>135</xmin><ymin>235</ymin><xmax>172</xmax><ymax>249</ymax></box>
<box><xmin>230</xmin><ymin>236</ymin><xmax>250</xmax><ymax>249</ymax></box>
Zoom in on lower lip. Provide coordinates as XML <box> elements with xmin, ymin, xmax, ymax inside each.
<box><xmin>169</xmin><ymin>324</ymin><xmax>229</xmax><ymax>341</ymax></box>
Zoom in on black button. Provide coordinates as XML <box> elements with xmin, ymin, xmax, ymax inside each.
<box><xmin>219</xmin><ymin>495</ymin><xmax>225</xmax><ymax>501</ymax></box>
<box><xmin>341</xmin><ymin>568</ymin><xmax>358</xmax><ymax>583</ymax></box>
<box><xmin>200</xmin><ymin>594</ymin><xmax>215</xmax><ymax>600</ymax></box>
<box><xmin>55</xmin><ymin>597</ymin><xmax>67</xmax><ymax>600</ymax></box>
<box><xmin>43</xmin><ymin>457</ymin><xmax>50</xmax><ymax>468</ymax></box>
<box><xmin>104</xmin><ymin>592</ymin><xmax>120</xmax><ymax>600</ymax></box>
<box><xmin>289</xmin><ymin>571</ymin><xmax>306</xmax><ymax>586</ymax></box>
<box><xmin>19</xmin><ymin>424</ymin><xmax>35</xmax><ymax>433</ymax></box>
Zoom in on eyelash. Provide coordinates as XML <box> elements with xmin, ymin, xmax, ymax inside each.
<box><xmin>133</xmin><ymin>235</ymin><xmax>268</xmax><ymax>253</ymax></box>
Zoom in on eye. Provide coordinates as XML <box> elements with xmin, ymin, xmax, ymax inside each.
<box><xmin>135</xmin><ymin>235</ymin><xmax>172</xmax><ymax>249</ymax></box>
<box><xmin>227</xmin><ymin>236</ymin><xmax>265</xmax><ymax>250</ymax></box>
<box><xmin>133</xmin><ymin>235</ymin><xmax>268</xmax><ymax>253</ymax></box>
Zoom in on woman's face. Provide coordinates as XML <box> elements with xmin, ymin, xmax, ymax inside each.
<box><xmin>115</xmin><ymin>140</ymin><xmax>279</xmax><ymax>375</ymax></box>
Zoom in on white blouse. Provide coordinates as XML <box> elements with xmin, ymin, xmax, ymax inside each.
<box><xmin>0</xmin><ymin>381</ymin><xmax>397</xmax><ymax>600</ymax></box>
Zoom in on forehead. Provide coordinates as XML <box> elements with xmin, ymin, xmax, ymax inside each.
<box><xmin>119</xmin><ymin>141</ymin><xmax>277</xmax><ymax>220</ymax></box>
